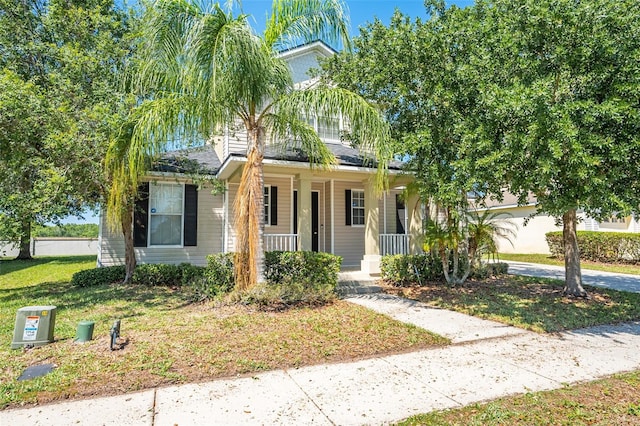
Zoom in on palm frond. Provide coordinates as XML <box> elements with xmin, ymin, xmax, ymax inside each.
<box><xmin>274</xmin><ymin>85</ymin><xmax>393</xmax><ymax>191</ymax></box>
<box><xmin>264</xmin><ymin>0</ymin><xmax>351</xmax><ymax>51</ymax></box>
<box><xmin>263</xmin><ymin>113</ymin><xmax>337</xmax><ymax>168</ymax></box>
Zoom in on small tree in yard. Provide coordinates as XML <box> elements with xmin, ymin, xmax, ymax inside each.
<box><xmin>467</xmin><ymin>209</ymin><xmax>517</xmax><ymax>266</ymax></box>
<box><xmin>423</xmin><ymin>205</ymin><xmax>470</xmax><ymax>286</ymax></box>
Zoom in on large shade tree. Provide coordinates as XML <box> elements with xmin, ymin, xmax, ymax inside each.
<box><xmin>326</xmin><ymin>0</ymin><xmax>640</xmax><ymax>296</ymax></box>
<box><xmin>471</xmin><ymin>0</ymin><xmax>640</xmax><ymax>297</ymax></box>
<box><xmin>129</xmin><ymin>0</ymin><xmax>392</xmax><ymax>290</ymax></box>
<box><xmin>0</xmin><ymin>0</ymin><xmax>133</xmax><ymax>259</ymax></box>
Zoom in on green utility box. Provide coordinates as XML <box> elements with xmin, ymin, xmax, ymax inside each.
<box><xmin>11</xmin><ymin>306</ymin><xmax>57</xmax><ymax>349</ymax></box>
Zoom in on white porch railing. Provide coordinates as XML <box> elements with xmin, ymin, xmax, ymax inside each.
<box><xmin>264</xmin><ymin>234</ymin><xmax>298</xmax><ymax>252</ymax></box>
<box><xmin>380</xmin><ymin>234</ymin><xmax>410</xmax><ymax>255</ymax></box>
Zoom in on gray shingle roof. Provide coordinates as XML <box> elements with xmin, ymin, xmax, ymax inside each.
<box><xmin>154</xmin><ymin>146</ymin><xmax>222</xmax><ymax>175</ymax></box>
<box><xmin>155</xmin><ymin>142</ymin><xmax>403</xmax><ymax>176</ymax></box>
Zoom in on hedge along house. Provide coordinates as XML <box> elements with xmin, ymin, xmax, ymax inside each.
<box><xmin>473</xmin><ymin>192</ymin><xmax>640</xmax><ymax>254</ymax></box>
<box><xmin>97</xmin><ymin>41</ymin><xmax>423</xmax><ymax>274</ymax></box>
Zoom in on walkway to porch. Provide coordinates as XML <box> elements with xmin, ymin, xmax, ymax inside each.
<box><xmin>337</xmin><ymin>268</ymin><xmax>383</xmax><ymax>297</ymax></box>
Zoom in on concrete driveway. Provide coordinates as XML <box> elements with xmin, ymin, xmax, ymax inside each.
<box><xmin>506</xmin><ymin>261</ymin><xmax>640</xmax><ymax>293</ymax></box>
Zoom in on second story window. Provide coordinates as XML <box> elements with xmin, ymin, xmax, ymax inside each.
<box><xmin>304</xmin><ymin>115</ymin><xmax>341</xmax><ymax>143</ymax></box>
<box><xmin>317</xmin><ymin>116</ymin><xmax>340</xmax><ymax>142</ymax></box>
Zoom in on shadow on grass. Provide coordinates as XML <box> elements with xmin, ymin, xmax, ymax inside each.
<box><xmin>0</xmin><ymin>256</ymin><xmax>97</xmax><ymax>275</ymax></box>
<box><xmin>386</xmin><ymin>275</ymin><xmax>640</xmax><ymax>335</ymax></box>
<box><xmin>0</xmin><ymin>280</ymin><xmax>193</xmax><ymax>319</ymax></box>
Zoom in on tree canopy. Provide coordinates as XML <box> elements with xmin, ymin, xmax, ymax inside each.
<box><xmin>324</xmin><ymin>0</ymin><xmax>640</xmax><ymax>294</ymax></box>
<box><xmin>0</xmin><ymin>0</ymin><xmax>134</xmax><ymax>258</ymax></box>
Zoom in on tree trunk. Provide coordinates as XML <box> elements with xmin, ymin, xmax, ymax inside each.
<box><xmin>121</xmin><ymin>203</ymin><xmax>136</xmax><ymax>284</ymax></box>
<box><xmin>562</xmin><ymin>208</ymin><xmax>587</xmax><ymax>297</ymax></box>
<box><xmin>16</xmin><ymin>219</ymin><xmax>32</xmax><ymax>260</ymax></box>
<box><xmin>233</xmin><ymin>125</ymin><xmax>266</xmax><ymax>291</ymax></box>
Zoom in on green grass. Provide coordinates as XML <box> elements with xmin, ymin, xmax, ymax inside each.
<box><xmin>398</xmin><ymin>370</ymin><xmax>640</xmax><ymax>425</ymax></box>
<box><xmin>385</xmin><ymin>275</ymin><xmax>640</xmax><ymax>333</ymax></box>
<box><xmin>0</xmin><ymin>256</ymin><xmax>446</xmax><ymax>409</ymax></box>
<box><xmin>498</xmin><ymin>253</ymin><xmax>640</xmax><ymax>275</ymax></box>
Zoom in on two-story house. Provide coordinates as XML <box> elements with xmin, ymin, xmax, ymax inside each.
<box><xmin>97</xmin><ymin>41</ymin><xmax>423</xmax><ymax>274</ymax></box>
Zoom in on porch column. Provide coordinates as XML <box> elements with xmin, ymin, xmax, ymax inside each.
<box><xmin>361</xmin><ymin>179</ymin><xmax>381</xmax><ymax>274</ymax></box>
<box><xmin>297</xmin><ymin>174</ymin><xmax>312</xmax><ymax>251</ymax></box>
<box><xmin>407</xmin><ymin>193</ymin><xmax>423</xmax><ymax>253</ymax></box>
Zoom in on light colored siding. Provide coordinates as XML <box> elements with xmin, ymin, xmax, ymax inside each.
<box><xmin>227</xmin><ymin>122</ymin><xmax>248</xmax><ymax>156</ymax></box>
<box><xmin>99</xmin><ymin>183</ymin><xmax>224</xmax><ymax>267</ymax></box>
<box><xmin>492</xmin><ymin>206</ymin><xmax>561</xmax><ymax>254</ymax></box>
<box><xmin>287</xmin><ymin>53</ymin><xmax>321</xmax><ymax>84</ymax></box>
<box><xmin>264</xmin><ymin>177</ymin><xmax>293</xmax><ymax>235</ymax></box>
<box><xmin>333</xmin><ymin>181</ymin><xmax>365</xmax><ymax>267</ymax></box>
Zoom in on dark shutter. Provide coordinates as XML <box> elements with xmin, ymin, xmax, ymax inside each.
<box><xmin>134</xmin><ymin>182</ymin><xmax>149</xmax><ymax>247</ymax></box>
<box><xmin>184</xmin><ymin>184</ymin><xmax>198</xmax><ymax>246</ymax></box>
<box><xmin>270</xmin><ymin>186</ymin><xmax>278</xmax><ymax>226</ymax></box>
<box><xmin>345</xmin><ymin>189</ymin><xmax>351</xmax><ymax>226</ymax></box>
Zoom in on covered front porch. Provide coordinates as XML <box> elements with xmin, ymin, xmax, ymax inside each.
<box><xmin>222</xmin><ymin>163</ymin><xmax>424</xmax><ymax>274</ymax></box>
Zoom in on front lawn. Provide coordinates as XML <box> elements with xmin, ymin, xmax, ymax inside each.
<box><xmin>0</xmin><ymin>256</ymin><xmax>446</xmax><ymax>409</ymax></box>
<box><xmin>399</xmin><ymin>370</ymin><xmax>640</xmax><ymax>425</ymax></box>
<box><xmin>383</xmin><ymin>275</ymin><xmax>640</xmax><ymax>333</ymax></box>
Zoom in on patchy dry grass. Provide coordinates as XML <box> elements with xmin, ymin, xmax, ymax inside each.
<box><xmin>383</xmin><ymin>275</ymin><xmax>640</xmax><ymax>333</ymax></box>
<box><xmin>0</xmin><ymin>256</ymin><xmax>446</xmax><ymax>409</ymax></box>
<box><xmin>399</xmin><ymin>370</ymin><xmax>640</xmax><ymax>425</ymax></box>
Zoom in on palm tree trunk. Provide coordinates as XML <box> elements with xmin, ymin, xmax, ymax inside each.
<box><xmin>234</xmin><ymin>126</ymin><xmax>266</xmax><ymax>291</ymax></box>
<box><xmin>563</xmin><ymin>208</ymin><xmax>587</xmax><ymax>297</ymax></box>
<box><xmin>16</xmin><ymin>219</ymin><xmax>32</xmax><ymax>260</ymax></box>
<box><xmin>121</xmin><ymin>203</ymin><xmax>136</xmax><ymax>284</ymax></box>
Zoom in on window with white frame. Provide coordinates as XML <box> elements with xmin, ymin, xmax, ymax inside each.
<box><xmin>264</xmin><ymin>185</ymin><xmax>271</xmax><ymax>225</ymax></box>
<box><xmin>149</xmin><ymin>183</ymin><xmax>184</xmax><ymax>246</ymax></box>
<box><xmin>351</xmin><ymin>190</ymin><xmax>365</xmax><ymax>226</ymax></box>
<box><xmin>317</xmin><ymin>116</ymin><xmax>340</xmax><ymax>141</ymax></box>
<box><xmin>303</xmin><ymin>115</ymin><xmax>341</xmax><ymax>142</ymax></box>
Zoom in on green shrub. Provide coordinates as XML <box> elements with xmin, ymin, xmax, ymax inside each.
<box><xmin>546</xmin><ymin>231</ymin><xmax>640</xmax><ymax>264</ymax></box>
<box><xmin>469</xmin><ymin>262</ymin><xmax>509</xmax><ymax>279</ymax></box>
<box><xmin>132</xmin><ymin>263</ymin><xmax>184</xmax><ymax>286</ymax></box>
<box><xmin>262</xmin><ymin>251</ymin><xmax>342</xmax><ymax>306</ymax></box>
<box><xmin>179</xmin><ymin>263</ymin><xmax>207</xmax><ymax>286</ymax></box>
<box><xmin>189</xmin><ymin>253</ymin><xmax>235</xmax><ymax>301</ymax></box>
<box><xmin>71</xmin><ymin>265</ymin><xmax>126</xmax><ymax>287</ymax></box>
<box><xmin>380</xmin><ymin>253</ymin><xmax>443</xmax><ymax>286</ymax></box>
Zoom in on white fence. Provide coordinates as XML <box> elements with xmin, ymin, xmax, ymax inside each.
<box><xmin>1</xmin><ymin>238</ymin><xmax>98</xmax><ymax>257</ymax></box>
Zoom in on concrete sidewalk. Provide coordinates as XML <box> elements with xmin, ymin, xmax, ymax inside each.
<box><xmin>3</xmin><ymin>294</ymin><xmax>640</xmax><ymax>426</ymax></box>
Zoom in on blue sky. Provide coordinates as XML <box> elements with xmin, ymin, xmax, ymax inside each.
<box><xmin>240</xmin><ymin>0</ymin><xmax>474</xmax><ymax>36</ymax></box>
<box><xmin>67</xmin><ymin>0</ymin><xmax>475</xmax><ymax>225</ymax></box>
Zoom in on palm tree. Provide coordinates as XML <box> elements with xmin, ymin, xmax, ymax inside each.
<box><xmin>105</xmin><ymin>113</ymin><xmax>144</xmax><ymax>284</ymax></box>
<box><xmin>422</xmin><ymin>206</ymin><xmax>470</xmax><ymax>285</ymax></box>
<box><xmin>467</xmin><ymin>209</ymin><xmax>518</xmax><ymax>266</ymax></box>
<box><xmin>129</xmin><ymin>0</ymin><xmax>392</xmax><ymax>291</ymax></box>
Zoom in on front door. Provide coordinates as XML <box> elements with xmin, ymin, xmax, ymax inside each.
<box><xmin>312</xmin><ymin>191</ymin><xmax>319</xmax><ymax>252</ymax></box>
<box><xmin>293</xmin><ymin>190</ymin><xmax>319</xmax><ymax>252</ymax></box>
